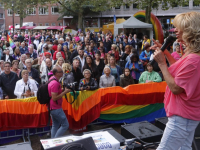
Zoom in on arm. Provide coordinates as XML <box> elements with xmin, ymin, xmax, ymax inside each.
<box><xmin>139</xmin><ymin>73</ymin><xmax>145</xmax><ymax>83</ymax></box>
<box><xmin>163</xmin><ymin>50</ymin><xmax>177</xmax><ymax>66</ymax></box>
<box><xmin>14</xmin><ymin>82</ymin><xmax>23</xmax><ymax>98</ymax></box>
<box><xmin>153</xmin><ymin>72</ymin><xmax>162</xmax><ymax>83</ymax></box>
<box><xmin>137</xmin><ymin>63</ymin><xmax>144</xmax><ymax>72</ymax></box>
<box><xmin>119</xmin><ymin>77</ymin><xmax>124</xmax><ymax>87</ymax></box>
<box><xmin>112</xmin><ymin>76</ymin><xmax>116</xmax><ymax>86</ymax></box>
<box><xmin>51</xmin><ymin>88</ymin><xmax>71</xmax><ymax>101</ymax></box>
<box><xmin>154</xmin><ymin>48</ymin><xmax>184</xmax><ymax>95</ymax></box>
<box><xmin>139</xmin><ymin>52</ymin><xmax>147</xmax><ymax>61</ymax></box>
<box><xmin>99</xmin><ymin>77</ymin><xmax>103</xmax><ymax>88</ymax></box>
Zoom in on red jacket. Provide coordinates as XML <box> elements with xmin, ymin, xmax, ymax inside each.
<box><xmin>53</xmin><ymin>51</ymin><xmax>65</xmax><ymax>60</ymax></box>
<box><xmin>108</xmin><ymin>50</ymin><xmax>119</xmax><ymax>62</ymax></box>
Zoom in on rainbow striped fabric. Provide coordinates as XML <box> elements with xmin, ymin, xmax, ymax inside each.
<box><xmin>7</xmin><ymin>34</ymin><xmax>16</xmax><ymax>49</ymax></box>
<box><xmin>0</xmin><ymin>82</ymin><xmax>167</xmax><ymax>131</ymax></box>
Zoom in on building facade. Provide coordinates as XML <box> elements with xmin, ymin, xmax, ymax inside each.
<box><xmin>4</xmin><ymin>4</ymin><xmax>63</xmax><ymax>30</ymax></box>
<box><xmin>0</xmin><ymin>3</ymin><xmax>5</xmax><ymax>31</ymax></box>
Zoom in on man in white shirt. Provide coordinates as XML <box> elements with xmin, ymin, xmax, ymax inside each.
<box><xmin>33</xmin><ymin>35</ymin><xmax>39</xmax><ymax>49</ymax></box>
<box><xmin>73</xmin><ymin>49</ymin><xmax>85</xmax><ymax>72</ymax></box>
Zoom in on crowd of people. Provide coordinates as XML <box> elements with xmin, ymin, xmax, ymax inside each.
<box><xmin>0</xmin><ymin>29</ymin><xmax>178</xmax><ymax>100</ymax></box>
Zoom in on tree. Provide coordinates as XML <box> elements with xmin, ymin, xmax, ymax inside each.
<box><xmin>2</xmin><ymin>0</ymin><xmax>49</xmax><ymax>27</ymax></box>
<box><xmin>55</xmin><ymin>0</ymin><xmax>113</xmax><ymax>31</ymax></box>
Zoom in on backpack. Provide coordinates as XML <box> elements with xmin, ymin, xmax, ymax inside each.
<box><xmin>37</xmin><ymin>78</ymin><xmax>56</xmax><ymax>104</ymax></box>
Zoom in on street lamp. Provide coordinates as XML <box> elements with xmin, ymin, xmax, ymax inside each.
<box><xmin>12</xmin><ymin>2</ymin><xmax>14</xmax><ymax>34</ymax></box>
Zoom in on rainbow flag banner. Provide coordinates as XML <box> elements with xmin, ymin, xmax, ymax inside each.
<box><xmin>0</xmin><ymin>82</ymin><xmax>167</xmax><ymax>131</ymax></box>
<box><xmin>7</xmin><ymin>34</ymin><xmax>16</xmax><ymax>49</ymax></box>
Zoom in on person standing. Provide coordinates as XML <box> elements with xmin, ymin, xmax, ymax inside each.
<box><xmin>48</xmin><ymin>65</ymin><xmax>71</xmax><ymax>138</ymax></box>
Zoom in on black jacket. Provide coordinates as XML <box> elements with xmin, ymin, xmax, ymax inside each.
<box><xmin>79</xmin><ymin>78</ymin><xmax>98</xmax><ymax>91</ymax></box>
<box><xmin>103</xmin><ymin>41</ymin><xmax>112</xmax><ymax>53</ymax></box>
<box><xmin>0</xmin><ymin>72</ymin><xmax>19</xmax><ymax>99</ymax></box>
<box><xmin>19</xmin><ymin>67</ymin><xmax>40</xmax><ymax>84</ymax></box>
<box><xmin>72</xmin><ymin>67</ymin><xmax>83</xmax><ymax>90</ymax></box>
<box><xmin>1</xmin><ymin>55</ymin><xmax>14</xmax><ymax>63</ymax></box>
<box><xmin>70</xmin><ymin>50</ymin><xmax>78</xmax><ymax>64</ymax></box>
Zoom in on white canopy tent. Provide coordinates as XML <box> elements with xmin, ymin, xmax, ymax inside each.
<box><xmin>114</xmin><ymin>16</ymin><xmax>153</xmax><ymax>42</ymax></box>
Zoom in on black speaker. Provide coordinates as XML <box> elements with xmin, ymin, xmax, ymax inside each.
<box><xmin>83</xmin><ymin>127</ymin><xmax>126</xmax><ymax>146</ymax></box>
<box><xmin>0</xmin><ymin>142</ymin><xmax>33</xmax><ymax>150</ymax></box>
<box><xmin>121</xmin><ymin>121</ymin><xmax>163</xmax><ymax>143</ymax></box>
<box><xmin>46</xmin><ymin>137</ymin><xmax>97</xmax><ymax>150</ymax></box>
<box><xmin>155</xmin><ymin>117</ymin><xmax>168</xmax><ymax>130</ymax></box>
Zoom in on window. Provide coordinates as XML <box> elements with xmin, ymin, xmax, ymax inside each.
<box><xmin>15</xmin><ymin>10</ymin><xmax>20</xmax><ymax>16</ymax></box>
<box><xmin>182</xmin><ymin>2</ymin><xmax>189</xmax><ymax>7</ymax></box>
<box><xmin>0</xmin><ymin>13</ymin><xmax>3</xmax><ymax>18</ymax></box>
<box><xmin>39</xmin><ymin>7</ymin><xmax>48</xmax><ymax>15</ymax></box>
<box><xmin>51</xmin><ymin>23</ymin><xmax>56</xmax><ymax>26</ymax></box>
<box><xmin>133</xmin><ymin>4</ymin><xmax>138</xmax><ymax>9</ymax></box>
<box><xmin>27</xmin><ymin>8</ymin><xmax>36</xmax><ymax>15</ymax></box>
<box><xmin>124</xmin><ymin>4</ymin><xmax>130</xmax><ymax>9</ymax></box>
<box><xmin>193</xmin><ymin>1</ymin><xmax>199</xmax><ymax>7</ymax></box>
<box><xmin>115</xmin><ymin>6</ymin><xmax>120</xmax><ymax>9</ymax></box>
<box><xmin>38</xmin><ymin>23</ymin><xmax>43</xmax><ymax>26</ymax></box>
<box><xmin>51</xmin><ymin>6</ymin><xmax>59</xmax><ymax>14</ymax></box>
<box><xmin>45</xmin><ymin>23</ymin><xmax>49</xmax><ymax>26</ymax></box>
<box><xmin>7</xmin><ymin>9</ymin><xmax>13</xmax><ymax>16</ymax></box>
<box><xmin>58</xmin><ymin>23</ymin><xmax>62</xmax><ymax>26</ymax></box>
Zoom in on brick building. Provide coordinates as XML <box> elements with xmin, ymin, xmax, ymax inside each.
<box><xmin>0</xmin><ymin>3</ymin><xmax>5</xmax><ymax>31</ymax></box>
<box><xmin>4</xmin><ymin>4</ymin><xmax>63</xmax><ymax>30</ymax></box>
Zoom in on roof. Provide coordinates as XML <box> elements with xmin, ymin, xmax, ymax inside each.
<box><xmin>33</xmin><ymin>26</ymin><xmax>50</xmax><ymax>30</ymax></box>
<box><xmin>20</xmin><ymin>26</ymin><xmax>35</xmax><ymax>29</ymax></box>
<box><xmin>46</xmin><ymin>26</ymin><xmax>70</xmax><ymax>30</ymax></box>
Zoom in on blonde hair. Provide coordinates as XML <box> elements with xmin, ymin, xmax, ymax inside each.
<box><xmin>62</xmin><ymin>63</ymin><xmax>72</xmax><ymax>72</ymax></box>
<box><xmin>56</xmin><ymin>57</ymin><xmax>65</xmax><ymax>66</ymax></box>
<box><xmin>173</xmin><ymin>12</ymin><xmax>200</xmax><ymax>52</ymax></box>
<box><xmin>112</xmin><ymin>44</ymin><xmax>119</xmax><ymax>52</ymax></box>
<box><xmin>21</xmin><ymin>70</ymin><xmax>29</xmax><ymax>76</ymax></box>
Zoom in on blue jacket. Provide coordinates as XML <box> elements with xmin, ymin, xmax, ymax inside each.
<box><xmin>125</xmin><ymin>61</ymin><xmax>144</xmax><ymax>80</ymax></box>
<box><xmin>30</xmin><ymin>52</ymin><xmax>37</xmax><ymax>60</ymax></box>
<box><xmin>139</xmin><ymin>50</ymin><xmax>153</xmax><ymax>61</ymax></box>
<box><xmin>129</xmin><ymin>40</ymin><xmax>135</xmax><ymax>48</ymax></box>
<box><xmin>20</xmin><ymin>47</ymin><xmax>29</xmax><ymax>54</ymax></box>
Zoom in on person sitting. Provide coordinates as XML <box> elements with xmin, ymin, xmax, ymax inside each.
<box><xmin>139</xmin><ymin>43</ymin><xmax>153</xmax><ymax>66</ymax></box>
<box><xmin>99</xmin><ymin>66</ymin><xmax>115</xmax><ymax>88</ymax></box>
<box><xmin>19</xmin><ymin>59</ymin><xmax>40</xmax><ymax>84</ymax></box>
<box><xmin>139</xmin><ymin>62</ymin><xmax>162</xmax><ymax>83</ymax></box>
<box><xmin>11</xmin><ymin>60</ymin><xmax>21</xmax><ymax>77</ymax></box>
<box><xmin>12</xmin><ymin>47</ymin><xmax>21</xmax><ymax>60</ymax></box>
<box><xmin>0</xmin><ymin>60</ymin><xmax>4</xmax><ymax>74</ymax></box>
<box><xmin>1</xmin><ymin>49</ymin><xmax>14</xmax><ymax>63</ymax></box>
<box><xmin>125</xmin><ymin>53</ymin><xmax>144</xmax><ymax>84</ymax></box>
<box><xmin>14</xmin><ymin>70</ymin><xmax>38</xmax><ymax>98</ymax></box>
<box><xmin>19</xmin><ymin>54</ymin><xmax>27</xmax><ymax>70</ymax></box>
<box><xmin>20</xmin><ymin>42</ymin><xmax>28</xmax><ymax>54</ymax></box>
<box><xmin>41</xmin><ymin>58</ymin><xmax>53</xmax><ymax>84</ymax></box>
<box><xmin>79</xmin><ymin>69</ymin><xmax>98</xmax><ymax>91</ymax></box>
<box><xmin>0</xmin><ymin>62</ymin><xmax>19</xmax><ymax>99</ymax></box>
<box><xmin>120</xmin><ymin>68</ymin><xmax>135</xmax><ymax>88</ymax></box>
<box><xmin>62</xmin><ymin>63</ymin><xmax>74</xmax><ymax>89</ymax></box>
<box><xmin>171</xmin><ymin>44</ymin><xmax>182</xmax><ymax>60</ymax></box>
<box><xmin>105</xmin><ymin>56</ymin><xmax>122</xmax><ymax>86</ymax></box>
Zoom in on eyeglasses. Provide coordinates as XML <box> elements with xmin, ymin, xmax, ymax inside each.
<box><xmin>57</xmin><ymin>71</ymin><xmax>63</xmax><ymax>73</ymax></box>
<box><xmin>26</xmin><ymin>62</ymin><xmax>32</xmax><ymax>64</ymax></box>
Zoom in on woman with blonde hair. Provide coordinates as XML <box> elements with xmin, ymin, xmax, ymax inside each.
<box><xmin>12</xmin><ymin>47</ymin><xmax>21</xmax><ymax>60</ymax></box>
<box><xmin>62</xmin><ymin>63</ymin><xmax>74</xmax><ymax>89</ymax></box>
<box><xmin>108</xmin><ymin>44</ymin><xmax>119</xmax><ymax>62</ymax></box>
<box><xmin>55</xmin><ymin>57</ymin><xmax>65</xmax><ymax>68</ymax></box>
<box><xmin>153</xmin><ymin>12</ymin><xmax>200</xmax><ymax>150</ymax></box>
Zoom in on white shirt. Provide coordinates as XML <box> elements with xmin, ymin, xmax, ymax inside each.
<box><xmin>33</xmin><ymin>40</ymin><xmax>39</xmax><ymax>48</ymax></box>
<box><xmin>5</xmin><ymin>55</ymin><xmax>11</xmax><ymax>62</ymax></box>
<box><xmin>78</xmin><ymin>56</ymin><xmax>85</xmax><ymax>72</ymax></box>
<box><xmin>14</xmin><ymin>78</ymin><xmax>38</xmax><ymax>99</ymax></box>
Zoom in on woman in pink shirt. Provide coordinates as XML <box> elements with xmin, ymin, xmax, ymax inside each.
<box><xmin>153</xmin><ymin>12</ymin><xmax>200</xmax><ymax>150</ymax></box>
<box><xmin>171</xmin><ymin>44</ymin><xmax>182</xmax><ymax>60</ymax></box>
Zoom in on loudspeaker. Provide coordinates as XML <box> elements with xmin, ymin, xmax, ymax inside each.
<box><xmin>121</xmin><ymin>121</ymin><xmax>163</xmax><ymax>143</ymax></box>
<box><xmin>0</xmin><ymin>142</ymin><xmax>33</xmax><ymax>150</ymax></box>
<box><xmin>83</xmin><ymin>127</ymin><xmax>126</xmax><ymax>146</ymax></box>
<box><xmin>155</xmin><ymin>117</ymin><xmax>168</xmax><ymax>130</ymax></box>
<box><xmin>46</xmin><ymin>137</ymin><xmax>97</xmax><ymax>150</ymax></box>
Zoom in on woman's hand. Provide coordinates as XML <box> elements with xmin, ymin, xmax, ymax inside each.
<box><xmin>153</xmin><ymin>48</ymin><xmax>167</xmax><ymax>66</ymax></box>
<box><xmin>150</xmin><ymin>39</ymin><xmax>162</xmax><ymax>50</ymax></box>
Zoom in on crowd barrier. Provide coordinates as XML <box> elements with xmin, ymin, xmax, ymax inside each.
<box><xmin>0</xmin><ymin>82</ymin><xmax>167</xmax><ymax>132</ymax></box>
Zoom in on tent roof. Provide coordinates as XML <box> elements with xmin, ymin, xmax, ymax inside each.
<box><xmin>115</xmin><ymin>16</ymin><xmax>152</xmax><ymax>29</ymax></box>
<box><xmin>33</xmin><ymin>26</ymin><xmax>50</xmax><ymax>29</ymax></box>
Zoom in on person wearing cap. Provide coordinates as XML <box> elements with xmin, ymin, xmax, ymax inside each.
<box><xmin>20</xmin><ymin>42</ymin><xmax>28</xmax><ymax>54</ymax></box>
<box><xmin>13</xmin><ymin>35</ymin><xmax>19</xmax><ymax>42</ymax></box>
<box><xmin>1</xmin><ymin>49</ymin><xmax>14</xmax><ymax>63</ymax></box>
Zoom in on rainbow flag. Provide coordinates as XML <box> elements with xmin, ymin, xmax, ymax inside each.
<box><xmin>7</xmin><ymin>34</ymin><xmax>16</xmax><ymax>49</ymax></box>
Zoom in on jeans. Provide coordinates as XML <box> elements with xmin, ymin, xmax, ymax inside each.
<box><xmin>50</xmin><ymin>108</ymin><xmax>69</xmax><ymax>138</ymax></box>
<box><xmin>157</xmin><ymin>115</ymin><xmax>199</xmax><ymax>150</ymax></box>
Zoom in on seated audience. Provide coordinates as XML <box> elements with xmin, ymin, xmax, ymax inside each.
<box><xmin>12</xmin><ymin>47</ymin><xmax>21</xmax><ymax>60</ymax></box>
<box><xmin>1</xmin><ymin>49</ymin><xmax>14</xmax><ymax>63</ymax></box>
<box><xmin>41</xmin><ymin>58</ymin><xmax>53</xmax><ymax>84</ymax></box>
<box><xmin>99</xmin><ymin>66</ymin><xmax>115</xmax><ymax>88</ymax></box>
<box><xmin>125</xmin><ymin>53</ymin><xmax>144</xmax><ymax>84</ymax></box>
<box><xmin>11</xmin><ymin>60</ymin><xmax>20</xmax><ymax>77</ymax></box>
<box><xmin>19</xmin><ymin>59</ymin><xmax>40</xmax><ymax>84</ymax></box>
<box><xmin>0</xmin><ymin>62</ymin><xmax>19</xmax><ymax>99</ymax></box>
<box><xmin>0</xmin><ymin>60</ymin><xmax>4</xmax><ymax>74</ymax></box>
<box><xmin>120</xmin><ymin>68</ymin><xmax>135</xmax><ymax>88</ymax></box>
<box><xmin>79</xmin><ymin>69</ymin><xmax>98</xmax><ymax>91</ymax></box>
<box><xmin>171</xmin><ymin>45</ymin><xmax>182</xmax><ymax>60</ymax></box>
<box><xmin>19</xmin><ymin>54</ymin><xmax>27</xmax><ymax>70</ymax></box>
<box><xmin>62</xmin><ymin>63</ymin><xmax>74</xmax><ymax>89</ymax></box>
<box><xmin>14</xmin><ymin>70</ymin><xmax>38</xmax><ymax>98</ymax></box>
<box><xmin>139</xmin><ymin>63</ymin><xmax>162</xmax><ymax>83</ymax></box>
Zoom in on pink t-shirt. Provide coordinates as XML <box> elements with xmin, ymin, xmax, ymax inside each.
<box><xmin>171</xmin><ymin>52</ymin><xmax>181</xmax><ymax>60</ymax></box>
<box><xmin>48</xmin><ymin>76</ymin><xmax>63</xmax><ymax>110</ymax></box>
<box><xmin>164</xmin><ymin>53</ymin><xmax>200</xmax><ymax>120</ymax></box>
